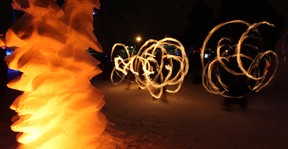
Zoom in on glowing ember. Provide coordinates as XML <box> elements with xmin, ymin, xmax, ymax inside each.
<box><xmin>111</xmin><ymin>37</ymin><xmax>189</xmax><ymax>99</ymax></box>
<box><xmin>3</xmin><ymin>0</ymin><xmax>115</xmax><ymax>148</ymax></box>
<box><xmin>201</xmin><ymin>20</ymin><xmax>279</xmax><ymax>98</ymax></box>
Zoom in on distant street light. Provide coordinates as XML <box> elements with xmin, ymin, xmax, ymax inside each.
<box><xmin>136</xmin><ymin>36</ymin><xmax>142</xmax><ymax>43</ymax></box>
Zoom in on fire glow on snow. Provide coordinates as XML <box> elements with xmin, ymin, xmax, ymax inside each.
<box><xmin>110</xmin><ymin>38</ymin><xmax>189</xmax><ymax>99</ymax></box>
<box><xmin>201</xmin><ymin>20</ymin><xmax>279</xmax><ymax>98</ymax></box>
<box><xmin>3</xmin><ymin>0</ymin><xmax>115</xmax><ymax>148</ymax></box>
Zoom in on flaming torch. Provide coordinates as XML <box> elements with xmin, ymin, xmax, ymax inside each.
<box><xmin>3</xmin><ymin>0</ymin><xmax>115</xmax><ymax>148</ymax></box>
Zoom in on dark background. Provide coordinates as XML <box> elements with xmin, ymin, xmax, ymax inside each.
<box><xmin>1</xmin><ymin>0</ymin><xmax>287</xmax><ymax>51</ymax></box>
<box><xmin>93</xmin><ymin>0</ymin><xmax>287</xmax><ymax>51</ymax></box>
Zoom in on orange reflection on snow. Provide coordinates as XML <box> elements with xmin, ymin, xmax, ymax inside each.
<box><xmin>201</xmin><ymin>20</ymin><xmax>279</xmax><ymax>98</ymax></box>
<box><xmin>111</xmin><ymin>38</ymin><xmax>189</xmax><ymax>99</ymax></box>
<box><xmin>3</xmin><ymin>0</ymin><xmax>114</xmax><ymax>148</ymax></box>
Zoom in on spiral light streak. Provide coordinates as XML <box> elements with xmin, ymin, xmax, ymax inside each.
<box><xmin>111</xmin><ymin>38</ymin><xmax>189</xmax><ymax>99</ymax></box>
<box><xmin>201</xmin><ymin>20</ymin><xmax>279</xmax><ymax>98</ymax></box>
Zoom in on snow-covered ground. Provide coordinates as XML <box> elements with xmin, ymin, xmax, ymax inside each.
<box><xmin>92</xmin><ymin>62</ymin><xmax>288</xmax><ymax>149</ymax></box>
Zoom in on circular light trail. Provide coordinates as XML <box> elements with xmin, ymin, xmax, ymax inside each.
<box><xmin>201</xmin><ymin>20</ymin><xmax>279</xmax><ymax>98</ymax></box>
<box><xmin>111</xmin><ymin>37</ymin><xmax>189</xmax><ymax>99</ymax></box>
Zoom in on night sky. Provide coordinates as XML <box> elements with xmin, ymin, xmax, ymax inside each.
<box><xmin>93</xmin><ymin>0</ymin><xmax>288</xmax><ymax>51</ymax></box>
<box><xmin>1</xmin><ymin>0</ymin><xmax>288</xmax><ymax>50</ymax></box>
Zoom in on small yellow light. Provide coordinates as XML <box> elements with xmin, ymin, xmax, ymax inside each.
<box><xmin>136</xmin><ymin>36</ymin><xmax>142</xmax><ymax>42</ymax></box>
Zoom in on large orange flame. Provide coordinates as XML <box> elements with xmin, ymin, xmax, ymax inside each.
<box><xmin>3</xmin><ymin>0</ymin><xmax>115</xmax><ymax>148</ymax></box>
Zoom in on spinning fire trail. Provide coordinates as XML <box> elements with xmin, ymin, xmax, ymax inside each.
<box><xmin>3</xmin><ymin>0</ymin><xmax>115</xmax><ymax>148</ymax></box>
<box><xmin>111</xmin><ymin>38</ymin><xmax>189</xmax><ymax>99</ymax></box>
<box><xmin>201</xmin><ymin>20</ymin><xmax>279</xmax><ymax>98</ymax></box>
